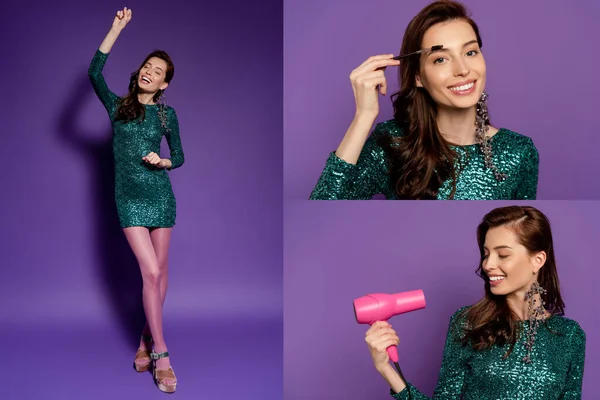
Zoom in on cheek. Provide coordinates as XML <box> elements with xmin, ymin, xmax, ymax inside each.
<box><xmin>473</xmin><ymin>57</ymin><xmax>486</xmax><ymax>77</ymax></box>
<box><xmin>422</xmin><ymin>66</ymin><xmax>452</xmax><ymax>90</ymax></box>
<box><xmin>507</xmin><ymin>260</ymin><xmax>532</xmax><ymax>281</ymax></box>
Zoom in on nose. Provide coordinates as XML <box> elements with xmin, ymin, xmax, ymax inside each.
<box><xmin>482</xmin><ymin>255</ymin><xmax>494</xmax><ymax>273</ymax></box>
<box><xmin>453</xmin><ymin>57</ymin><xmax>469</xmax><ymax>77</ymax></box>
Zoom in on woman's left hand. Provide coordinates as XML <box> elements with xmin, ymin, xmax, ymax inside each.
<box><xmin>143</xmin><ymin>152</ymin><xmax>167</xmax><ymax>168</ymax></box>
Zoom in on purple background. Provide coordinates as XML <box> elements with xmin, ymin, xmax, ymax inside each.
<box><xmin>284</xmin><ymin>201</ymin><xmax>599</xmax><ymax>399</ymax></box>
<box><xmin>284</xmin><ymin>0</ymin><xmax>600</xmax><ymax>200</ymax></box>
<box><xmin>1</xmin><ymin>1</ymin><xmax>281</xmax><ymax>399</ymax></box>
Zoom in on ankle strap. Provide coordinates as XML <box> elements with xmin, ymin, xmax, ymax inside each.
<box><xmin>141</xmin><ymin>335</ymin><xmax>152</xmax><ymax>342</ymax></box>
<box><xmin>150</xmin><ymin>351</ymin><xmax>169</xmax><ymax>360</ymax></box>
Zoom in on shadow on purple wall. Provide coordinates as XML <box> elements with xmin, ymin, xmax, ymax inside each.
<box><xmin>57</xmin><ymin>74</ymin><xmax>144</xmax><ymax>347</ymax></box>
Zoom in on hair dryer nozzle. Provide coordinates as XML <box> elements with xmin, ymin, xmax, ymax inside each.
<box><xmin>353</xmin><ymin>290</ymin><xmax>426</xmax><ymax>324</ymax></box>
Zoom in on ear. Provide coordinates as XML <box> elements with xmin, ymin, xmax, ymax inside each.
<box><xmin>531</xmin><ymin>251</ymin><xmax>546</xmax><ymax>273</ymax></box>
<box><xmin>415</xmin><ymin>75</ymin><xmax>423</xmax><ymax>88</ymax></box>
<box><xmin>160</xmin><ymin>82</ymin><xmax>169</xmax><ymax>91</ymax></box>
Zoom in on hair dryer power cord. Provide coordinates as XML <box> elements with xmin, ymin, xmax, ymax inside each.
<box><xmin>393</xmin><ymin>362</ymin><xmax>413</xmax><ymax>400</ymax></box>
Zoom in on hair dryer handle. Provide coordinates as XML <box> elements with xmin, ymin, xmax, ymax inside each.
<box><xmin>387</xmin><ymin>344</ymin><xmax>398</xmax><ymax>363</ymax></box>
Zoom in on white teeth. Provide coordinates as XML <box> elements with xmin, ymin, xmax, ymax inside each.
<box><xmin>449</xmin><ymin>82</ymin><xmax>474</xmax><ymax>91</ymax></box>
<box><xmin>489</xmin><ymin>276</ymin><xmax>506</xmax><ymax>282</ymax></box>
<box><xmin>142</xmin><ymin>77</ymin><xmax>152</xmax><ymax>83</ymax></box>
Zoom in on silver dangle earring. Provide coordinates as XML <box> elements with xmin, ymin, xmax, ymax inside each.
<box><xmin>522</xmin><ymin>279</ymin><xmax>547</xmax><ymax>363</ymax></box>
<box><xmin>156</xmin><ymin>89</ymin><xmax>171</xmax><ymax>134</ymax></box>
<box><xmin>475</xmin><ymin>91</ymin><xmax>507</xmax><ymax>181</ymax></box>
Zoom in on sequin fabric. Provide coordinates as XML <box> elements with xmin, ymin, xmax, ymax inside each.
<box><xmin>88</xmin><ymin>50</ymin><xmax>184</xmax><ymax>228</ymax></box>
<box><xmin>309</xmin><ymin>120</ymin><xmax>538</xmax><ymax>200</ymax></box>
<box><xmin>391</xmin><ymin>307</ymin><xmax>586</xmax><ymax>400</ymax></box>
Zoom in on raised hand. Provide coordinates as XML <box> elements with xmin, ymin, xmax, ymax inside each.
<box><xmin>365</xmin><ymin>321</ymin><xmax>400</xmax><ymax>372</ymax></box>
<box><xmin>350</xmin><ymin>55</ymin><xmax>400</xmax><ymax>117</ymax></box>
<box><xmin>112</xmin><ymin>7</ymin><xmax>132</xmax><ymax>31</ymax></box>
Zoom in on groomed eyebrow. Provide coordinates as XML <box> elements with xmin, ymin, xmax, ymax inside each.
<box><xmin>483</xmin><ymin>245</ymin><xmax>513</xmax><ymax>251</ymax></box>
<box><xmin>146</xmin><ymin>62</ymin><xmax>164</xmax><ymax>73</ymax></box>
<box><xmin>428</xmin><ymin>39</ymin><xmax>479</xmax><ymax>55</ymax></box>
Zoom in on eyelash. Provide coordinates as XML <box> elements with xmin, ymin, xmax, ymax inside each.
<box><xmin>433</xmin><ymin>50</ymin><xmax>479</xmax><ymax>64</ymax></box>
<box><xmin>482</xmin><ymin>254</ymin><xmax>509</xmax><ymax>259</ymax></box>
<box><xmin>144</xmin><ymin>65</ymin><xmax>162</xmax><ymax>75</ymax></box>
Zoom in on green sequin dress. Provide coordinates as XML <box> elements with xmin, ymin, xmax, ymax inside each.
<box><xmin>88</xmin><ymin>49</ymin><xmax>184</xmax><ymax>228</ymax></box>
<box><xmin>390</xmin><ymin>307</ymin><xmax>586</xmax><ymax>400</ymax></box>
<box><xmin>310</xmin><ymin>120</ymin><xmax>538</xmax><ymax>200</ymax></box>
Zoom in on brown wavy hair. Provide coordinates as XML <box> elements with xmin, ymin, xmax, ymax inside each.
<box><xmin>115</xmin><ymin>50</ymin><xmax>175</xmax><ymax>123</ymax></box>
<box><xmin>458</xmin><ymin>206</ymin><xmax>565</xmax><ymax>357</ymax></box>
<box><xmin>377</xmin><ymin>0</ymin><xmax>484</xmax><ymax>199</ymax></box>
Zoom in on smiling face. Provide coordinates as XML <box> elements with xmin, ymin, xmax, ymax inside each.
<box><xmin>416</xmin><ymin>19</ymin><xmax>486</xmax><ymax>110</ymax></box>
<box><xmin>137</xmin><ymin>57</ymin><xmax>169</xmax><ymax>94</ymax></box>
<box><xmin>481</xmin><ymin>226</ymin><xmax>546</xmax><ymax>297</ymax></box>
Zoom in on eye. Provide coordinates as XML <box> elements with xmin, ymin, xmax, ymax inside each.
<box><xmin>466</xmin><ymin>50</ymin><xmax>478</xmax><ymax>56</ymax></box>
<box><xmin>498</xmin><ymin>254</ymin><xmax>509</xmax><ymax>259</ymax></box>
<box><xmin>433</xmin><ymin>57</ymin><xmax>445</xmax><ymax>64</ymax></box>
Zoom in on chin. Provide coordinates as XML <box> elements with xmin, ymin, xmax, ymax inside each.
<box><xmin>489</xmin><ymin>286</ymin><xmax>509</xmax><ymax>296</ymax></box>
<box><xmin>447</xmin><ymin>98</ymin><xmax>479</xmax><ymax>110</ymax></box>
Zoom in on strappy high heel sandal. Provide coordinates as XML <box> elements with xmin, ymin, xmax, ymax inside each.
<box><xmin>150</xmin><ymin>351</ymin><xmax>177</xmax><ymax>393</ymax></box>
<box><xmin>133</xmin><ymin>334</ymin><xmax>153</xmax><ymax>372</ymax></box>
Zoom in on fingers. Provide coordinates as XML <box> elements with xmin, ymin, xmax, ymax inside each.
<box><xmin>356</xmin><ymin>54</ymin><xmax>397</xmax><ymax>70</ymax></box>
<box><xmin>355</xmin><ymin>75</ymin><xmax>388</xmax><ymax>95</ymax></box>
<box><xmin>365</xmin><ymin>322</ymin><xmax>399</xmax><ymax>343</ymax></box>
<box><xmin>366</xmin><ymin>330</ymin><xmax>400</xmax><ymax>349</ymax></box>
<box><xmin>143</xmin><ymin>152</ymin><xmax>161</xmax><ymax>165</ymax></box>
<box><xmin>366</xmin><ymin>321</ymin><xmax>390</xmax><ymax>334</ymax></box>
<box><xmin>351</xmin><ymin>56</ymin><xmax>400</xmax><ymax>78</ymax></box>
<box><xmin>116</xmin><ymin>7</ymin><xmax>132</xmax><ymax>21</ymax></box>
<box><xmin>375</xmin><ymin>338</ymin><xmax>400</xmax><ymax>353</ymax></box>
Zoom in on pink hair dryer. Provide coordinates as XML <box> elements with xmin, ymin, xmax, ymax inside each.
<box><xmin>353</xmin><ymin>290</ymin><xmax>426</xmax><ymax>363</ymax></box>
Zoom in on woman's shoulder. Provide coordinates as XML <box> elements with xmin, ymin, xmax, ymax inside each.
<box><xmin>550</xmin><ymin>314</ymin><xmax>586</xmax><ymax>338</ymax></box>
<box><xmin>165</xmin><ymin>105</ymin><xmax>178</xmax><ymax>116</ymax></box>
<box><xmin>443</xmin><ymin>305</ymin><xmax>472</xmax><ymax>328</ymax></box>
<box><xmin>495</xmin><ymin>128</ymin><xmax>537</xmax><ymax>150</ymax></box>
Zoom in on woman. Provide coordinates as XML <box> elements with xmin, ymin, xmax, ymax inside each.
<box><xmin>310</xmin><ymin>1</ymin><xmax>538</xmax><ymax>200</ymax></box>
<box><xmin>365</xmin><ymin>206</ymin><xmax>586</xmax><ymax>399</ymax></box>
<box><xmin>88</xmin><ymin>7</ymin><xmax>183</xmax><ymax>393</ymax></box>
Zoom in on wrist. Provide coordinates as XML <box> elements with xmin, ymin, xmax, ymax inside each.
<box><xmin>354</xmin><ymin>110</ymin><xmax>378</xmax><ymax>124</ymax></box>
<box><xmin>375</xmin><ymin>361</ymin><xmax>393</xmax><ymax>375</ymax></box>
<box><xmin>109</xmin><ymin>26</ymin><xmax>123</xmax><ymax>35</ymax></box>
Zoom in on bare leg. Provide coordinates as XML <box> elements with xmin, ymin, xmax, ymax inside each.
<box><xmin>123</xmin><ymin>227</ymin><xmax>172</xmax><ymax>381</ymax></box>
<box><xmin>139</xmin><ymin>228</ymin><xmax>172</xmax><ymax>340</ymax></box>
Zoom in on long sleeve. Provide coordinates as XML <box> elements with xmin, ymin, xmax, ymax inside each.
<box><xmin>164</xmin><ymin>107</ymin><xmax>184</xmax><ymax>169</ymax></box>
<box><xmin>560</xmin><ymin>324</ymin><xmax>586</xmax><ymax>399</ymax></box>
<box><xmin>391</xmin><ymin>309</ymin><xmax>469</xmax><ymax>400</ymax></box>
<box><xmin>309</xmin><ymin>124</ymin><xmax>390</xmax><ymax>199</ymax></box>
<box><xmin>513</xmin><ymin>137</ymin><xmax>539</xmax><ymax>200</ymax></box>
<box><xmin>88</xmin><ymin>49</ymin><xmax>119</xmax><ymax>116</ymax></box>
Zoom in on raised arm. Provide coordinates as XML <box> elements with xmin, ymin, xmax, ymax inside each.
<box><xmin>308</xmin><ymin>55</ymin><xmax>400</xmax><ymax>200</ymax></box>
<box><xmin>100</xmin><ymin>7</ymin><xmax>132</xmax><ymax>54</ymax></box>
<box><xmin>336</xmin><ymin>55</ymin><xmax>400</xmax><ymax>164</ymax></box>
<box><xmin>87</xmin><ymin>8</ymin><xmax>132</xmax><ymax>113</ymax></box>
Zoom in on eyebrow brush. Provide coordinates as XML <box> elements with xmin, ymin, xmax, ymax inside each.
<box><xmin>392</xmin><ymin>45</ymin><xmax>444</xmax><ymax>60</ymax></box>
